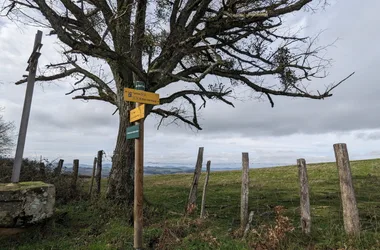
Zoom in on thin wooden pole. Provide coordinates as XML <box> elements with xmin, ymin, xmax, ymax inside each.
<box><xmin>243</xmin><ymin>211</ymin><xmax>254</xmax><ymax>239</ymax></box>
<box><xmin>134</xmin><ymin>101</ymin><xmax>144</xmax><ymax>249</ymax></box>
<box><xmin>12</xmin><ymin>30</ymin><xmax>43</xmax><ymax>183</ymax></box>
<box><xmin>241</xmin><ymin>152</ymin><xmax>249</xmax><ymax>228</ymax></box>
<box><xmin>333</xmin><ymin>143</ymin><xmax>360</xmax><ymax>235</ymax></box>
<box><xmin>297</xmin><ymin>158</ymin><xmax>311</xmax><ymax>234</ymax></box>
<box><xmin>186</xmin><ymin>147</ymin><xmax>204</xmax><ymax>214</ymax></box>
<box><xmin>89</xmin><ymin>157</ymin><xmax>97</xmax><ymax>196</ymax></box>
<box><xmin>71</xmin><ymin>159</ymin><xmax>79</xmax><ymax>192</ymax></box>
<box><xmin>200</xmin><ymin>160</ymin><xmax>211</xmax><ymax>219</ymax></box>
<box><xmin>95</xmin><ymin>151</ymin><xmax>103</xmax><ymax>196</ymax></box>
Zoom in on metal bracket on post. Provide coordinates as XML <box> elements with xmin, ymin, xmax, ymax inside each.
<box><xmin>11</xmin><ymin>30</ymin><xmax>43</xmax><ymax>183</ymax></box>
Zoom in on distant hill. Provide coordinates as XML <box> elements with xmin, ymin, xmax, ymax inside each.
<box><xmin>62</xmin><ymin>165</ymin><xmax>195</xmax><ymax>177</ymax></box>
<box><xmin>62</xmin><ymin>162</ymin><xmax>289</xmax><ymax>177</ymax></box>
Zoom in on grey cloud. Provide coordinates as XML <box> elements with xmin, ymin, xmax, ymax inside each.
<box><xmin>355</xmin><ymin>132</ymin><xmax>380</xmax><ymax>141</ymax></box>
<box><xmin>369</xmin><ymin>151</ymin><xmax>380</xmax><ymax>157</ymax></box>
<box><xmin>194</xmin><ymin>92</ymin><xmax>380</xmax><ymax>137</ymax></box>
<box><xmin>31</xmin><ymin>105</ymin><xmax>117</xmax><ymax>130</ymax></box>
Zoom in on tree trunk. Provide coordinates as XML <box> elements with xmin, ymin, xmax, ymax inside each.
<box><xmin>106</xmin><ymin>102</ymin><xmax>135</xmax><ymax>203</ymax></box>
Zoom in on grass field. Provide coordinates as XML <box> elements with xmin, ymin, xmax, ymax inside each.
<box><xmin>2</xmin><ymin>158</ymin><xmax>380</xmax><ymax>249</ymax></box>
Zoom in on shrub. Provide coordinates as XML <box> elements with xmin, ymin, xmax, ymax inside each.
<box><xmin>0</xmin><ymin>109</ymin><xmax>15</xmax><ymax>157</ymax></box>
<box><xmin>247</xmin><ymin>206</ymin><xmax>295</xmax><ymax>250</ymax></box>
<box><xmin>0</xmin><ymin>158</ymin><xmax>88</xmax><ymax>204</ymax></box>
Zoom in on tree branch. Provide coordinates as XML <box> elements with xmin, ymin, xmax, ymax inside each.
<box><xmin>160</xmin><ymin>89</ymin><xmax>233</xmax><ymax>107</ymax></box>
<box><xmin>15</xmin><ymin>68</ymin><xmax>78</xmax><ymax>85</ymax></box>
<box><xmin>72</xmin><ymin>95</ymin><xmax>114</xmax><ymax>104</ymax></box>
<box><xmin>151</xmin><ymin>107</ymin><xmax>202</xmax><ymax>130</ymax></box>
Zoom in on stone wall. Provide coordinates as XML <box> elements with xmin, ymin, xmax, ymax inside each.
<box><xmin>0</xmin><ymin>182</ymin><xmax>55</xmax><ymax>227</ymax></box>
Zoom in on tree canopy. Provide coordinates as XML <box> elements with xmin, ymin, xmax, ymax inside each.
<box><xmin>2</xmin><ymin>0</ymin><xmax>351</xmax><ymax>129</ymax></box>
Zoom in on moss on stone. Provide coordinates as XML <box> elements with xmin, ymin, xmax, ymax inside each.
<box><xmin>0</xmin><ymin>182</ymin><xmax>51</xmax><ymax>192</ymax></box>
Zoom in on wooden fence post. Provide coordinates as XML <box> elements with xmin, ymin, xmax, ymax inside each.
<box><xmin>200</xmin><ymin>160</ymin><xmax>211</xmax><ymax>219</ymax></box>
<box><xmin>297</xmin><ymin>158</ymin><xmax>311</xmax><ymax>234</ymax></box>
<box><xmin>71</xmin><ymin>159</ymin><xmax>79</xmax><ymax>192</ymax></box>
<box><xmin>55</xmin><ymin>159</ymin><xmax>64</xmax><ymax>176</ymax></box>
<box><xmin>39</xmin><ymin>156</ymin><xmax>45</xmax><ymax>178</ymax></box>
<box><xmin>89</xmin><ymin>157</ymin><xmax>97</xmax><ymax>196</ymax></box>
<box><xmin>186</xmin><ymin>147</ymin><xmax>204</xmax><ymax>214</ymax></box>
<box><xmin>95</xmin><ymin>150</ymin><xmax>103</xmax><ymax>196</ymax></box>
<box><xmin>241</xmin><ymin>152</ymin><xmax>249</xmax><ymax>228</ymax></box>
<box><xmin>333</xmin><ymin>143</ymin><xmax>360</xmax><ymax>235</ymax></box>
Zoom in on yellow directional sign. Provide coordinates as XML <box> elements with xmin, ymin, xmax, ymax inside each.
<box><xmin>124</xmin><ymin>88</ymin><xmax>160</xmax><ymax>105</ymax></box>
<box><xmin>130</xmin><ymin>104</ymin><xmax>145</xmax><ymax>122</ymax></box>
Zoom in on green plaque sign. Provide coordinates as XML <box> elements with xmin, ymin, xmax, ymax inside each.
<box><xmin>126</xmin><ymin>125</ymin><xmax>140</xmax><ymax>140</ymax></box>
<box><xmin>134</xmin><ymin>81</ymin><xmax>145</xmax><ymax>91</ymax></box>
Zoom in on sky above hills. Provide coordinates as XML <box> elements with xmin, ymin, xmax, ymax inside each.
<box><xmin>1</xmin><ymin>1</ymin><xmax>380</xmax><ymax>165</ymax></box>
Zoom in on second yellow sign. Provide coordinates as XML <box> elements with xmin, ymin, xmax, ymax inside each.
<box><xmin>130</xmin><ymin>104</ymin><xmax>145</xmax><ymax>122</ymax></box>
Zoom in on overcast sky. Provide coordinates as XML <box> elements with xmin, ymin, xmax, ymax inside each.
<box><xmin>1</xmin><ymin>0</ymin><xmax>380</xmax><ymax>166</ymax></box>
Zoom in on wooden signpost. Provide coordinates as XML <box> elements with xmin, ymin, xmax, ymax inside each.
<box><xmin>125</xmin><ymin>82</ymin><xmax>159</xmax><ymax>250</ymax></box>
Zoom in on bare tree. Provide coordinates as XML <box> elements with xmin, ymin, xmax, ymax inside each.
<box><xmin>0</xmin><ymin>107</ymin><xmax>14</xmax><ymax>157</ymax></box>
<box><xmin>1</xmin><ymin>0</ymin><xmax>353</xmax><ymax>203</ymax></box>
